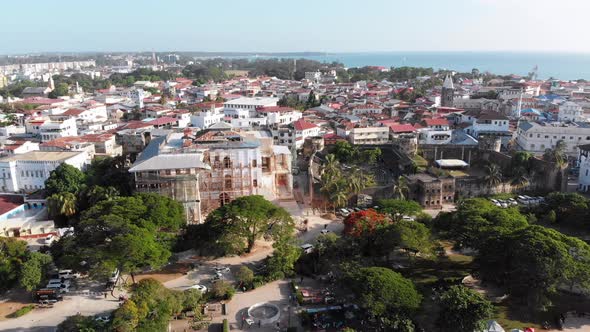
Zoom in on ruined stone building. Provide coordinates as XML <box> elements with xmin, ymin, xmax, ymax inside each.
<box><xmin>129</xmin><ymin>127</ymin><xmax>293</xmax><ymax>224</ymax></box>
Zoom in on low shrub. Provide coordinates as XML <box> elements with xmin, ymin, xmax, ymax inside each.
<box><xmin>8</xmin><ymin>305</ymin><xmax>34</xmax><ymax>318</ymax></box>
<box><xmin>223</xmin><ymin>318</ymin><xmax>229</xmax><ymax>332</ymax></box>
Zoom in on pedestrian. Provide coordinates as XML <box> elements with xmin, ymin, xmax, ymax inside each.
<box><xmin>300</xmin><ymin>276</ymin><xmax>304</xmax><ymax>283</ymax></box>
<box><xmin>324</xmin><ymin>224</ymin><xmax>327</xmax><ymax>229</ymax></box>
<box><xmin>258</xmin><ymin>320</ymin><xmax>261</xmax><ymax>328</ymax></box>
<box><xmin>104</xmin><ymin>292</ymin><xmax>107</xmax><ymax>299</ymax></box>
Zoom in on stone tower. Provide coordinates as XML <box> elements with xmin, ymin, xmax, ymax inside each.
<box><xmin>441</xmin><ymin>74</ymin><xmax>454</xmax><ymax>107</ymax></box>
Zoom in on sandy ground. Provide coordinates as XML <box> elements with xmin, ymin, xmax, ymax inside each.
<box><xmin>0</xmin><ymin>199</ymin><xmax>337</xmax><ymax>331</ymax></box>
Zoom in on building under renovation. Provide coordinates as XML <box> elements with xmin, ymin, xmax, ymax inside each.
<box><xmin>129</xmin><ymin>126</ymin><xmax>293</xmax><ymax>224</ymax></box>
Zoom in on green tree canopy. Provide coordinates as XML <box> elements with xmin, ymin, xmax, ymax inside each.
<box><xmin>45</xmin><ymin>163</ymin><xmax>87</xmax><ymax>196</ymax></box>
<box><xmin>438</xmin><ymin>198</ymin><xmax>528</xmax><ymax>250</ymax></box>
<box><xmin>377</xmin><ymin>199</ymin><xmax>422</xmax><ymax>222</ymax></box>
<box><xmin>204</xmin><ymin>195</ymin><xmax>294</xmax><ymax>254</ymax></box>
<box><xmin>19</xmin><ymin>252</ymin><xmax>52</xmax><ymax>292</ymax></box>
<box><xmin>476</xmin><ymin>225</ymin><xmax>590</xmax><ymax>308</ymax></box>
<box><xmin>437</xmin><ymin>285</ymin><xmax>494</xmax><ymax>332</ymax></box>
<box><xmin>51</xmin><ymin>194</ymin><xmax>185</xmax><ymax>280</ymax></box>
<box><xmin>0</xmin><ymin>238</ymin><xmax>28</xmax><ymax>291</ymax></box>
<box><xmin>48</xmin><ymin>83</ymin><xmax>69</xmax><ymax>98</ymax></box>
<box><xmin>346</xmin><ymin>266</ymin><xmax>422</xmax><ymax>317</ymax></box>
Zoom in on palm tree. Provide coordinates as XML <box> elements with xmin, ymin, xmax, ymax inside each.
<box><xmin>543</xmin><ymin>139</ymin><xmax>567</xmax><ymax>167</ymax></box>
<box><xmin>348</xmin><ymin>167</ymin><xmax>364</xmax><ymax>196</ymax></box>
<box><xmin>483</xmin><ymin>163</ymin><xmax>503</xmax><ymax>194</ymax></box>
<box><xmin>392</xmin><ymin>176</ymin><xmax>409</xmax><ymax>199</ymax></box>
<box><xmin>511</xmin><ymin>166</ymin><xmax>530</xmax><ymax>191</ymax></box>
<box><xmin>330</xmin><ymin>185</ymin><xmax>349</xmax><ymax>211</ymax></box>
<box><xmin>321</xmin><ymin>154</ymin><xmax>341</xmax><ymax>184</ymax></box>
<box><xmin>47</xmin><ymin>192</ymin><xmax>77</xmax><ymax>219</ymax></box>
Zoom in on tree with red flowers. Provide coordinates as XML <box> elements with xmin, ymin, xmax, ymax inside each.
<box><xmin>343</xmin><ymin>209</ymin><xmax>390</xmax><ymax>237</ymax></box>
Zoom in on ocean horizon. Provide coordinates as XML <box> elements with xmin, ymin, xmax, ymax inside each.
<box><xmin>238</xmin><ymin>51</ymin><xmax>590</xmax><ymax>81</ymax></box>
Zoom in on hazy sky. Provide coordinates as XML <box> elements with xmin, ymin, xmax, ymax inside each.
<box><xmin>2</xmin><ymin>0</ymin><xmax>590</xmax><ymax>54</ymax></box>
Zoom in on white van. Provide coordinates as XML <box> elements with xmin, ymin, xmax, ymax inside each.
<box><xmin>300</xmin><ymin>244</ymin><xmax>314</xmax><ymax>254</ymax></box>
<box><xmin>109</xmin><ymin>269</ymin><xmax>120</xmax><ymax>283</ymax></box>
<box><xmin>43</xmin><ymin>234</ymin><xmax>55</xmax><ymax>245</ymax></box>
<box><xmin>58</xmin><ymin>269</ymin><xmax>80</xmax><ymax>280</ymax></box>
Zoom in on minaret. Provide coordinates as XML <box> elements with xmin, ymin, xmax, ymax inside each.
<box><xmin>441</xmin><ymin>74</ymin><xmax>454</xmax><ymax>107</ymax></box>
<box><xmin>48</xmin><ymin>76</ymin><xmax>55</xmax><ymax>91</ymax></box>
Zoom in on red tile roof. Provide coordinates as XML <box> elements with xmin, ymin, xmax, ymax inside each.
<box><xmin>388</xmin><ymin>124</ymin><xmax>416</xmax><ymax>133</ymax></box>
<box><xmin>148</xmin><ymin>116</ymin><xmax>177</xmax><ymax>126</ymax></box>
<box><xmin>21</xmin><ymin>97</ymin><xmax>65</xmax><ymax>105</ymax></box>
<box><xmin>257</xmin><ymin>106</ymin><xmax>295</xmax><ymax>113</ymax></box>
<box><xmin>62</xmin><ymin>108</ymin><xmax>86</xmax><ymax>116</ymax></box>
<box><xmin>423</xmin><ymin>118</ymin><xmax>449</xmax><ymax>127</ymax></box>
<box><xmin>293</xmin><ymin>119</ymin><xmax>317</xmax><ymax>131</ymax></box>
<box><xmin>0</xmin><ymin>195</ymin><xmax>24</xmax><ymax>216</ymax></box>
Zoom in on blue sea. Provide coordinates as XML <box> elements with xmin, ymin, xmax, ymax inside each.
<box><xmin>251</xmin><ymin>52</ymin><xmax>590</xmax><ymax>81</ymax></box>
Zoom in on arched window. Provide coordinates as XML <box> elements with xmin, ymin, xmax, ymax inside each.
<box><xmin>219</xmin><ymin>192</ymin><xmax>230</xmax><ymax>206</ymax></box>
<box><xmin>223</xmin><ymin>156</ymin><xmax>232</xmax><ymax>169</ymax></box>
<box><xmin>224</xmin><ymin>174</ymin><xmax>232</xmax><ymax>189</ymax></box>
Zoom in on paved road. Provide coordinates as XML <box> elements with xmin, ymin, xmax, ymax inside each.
<box><xmin>0</xmin><ymin>294</ymin><xmax>120</xmax><ymax>332</ymax></box>
<box><xmin>0</xmin><ymin>199</ymin><xmax>334</xmax><ymax>331</ymax></box>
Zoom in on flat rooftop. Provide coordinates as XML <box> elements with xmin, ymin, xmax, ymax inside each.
<box><xmin>224</xmin><ymin>97</ymin><xmax>278</xmax><ymax>106</ymax></box>
<box><xmin>0</xmin><ymin>151</ymin><xmax>83</xmax><ymax>162</ymax></box>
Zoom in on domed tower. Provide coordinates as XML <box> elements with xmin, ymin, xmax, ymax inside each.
<box><xmin>441</xmin><ymin>74</ymin><xmax>454</xmax><ymax>107</ymax></box>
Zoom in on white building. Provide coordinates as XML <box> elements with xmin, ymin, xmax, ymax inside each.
<box><xmin>257</xmin><ymin>107</ymin><xmax>302</xmax><ymax>126</ymax></box>
<box><xmin>349</xmin><ymin>126</ymin><xmax>390</xmax><ymax>145</ymax></box>
<box><xmin>558</xmin><ymin>101</ymin><xmax>584</xmax><ymax>122</ymax></box>
<box><xmin>460</xmin><ymin>111</ymin><xmax>511</xmax><ymax>144</ymax></box>
<box><xmin>223</xmin><ymin>97</ymin><xmax>279</xmax><ymax>117</ymax></box>
<box><xmin>578</xmin><ymin>144</ymin><xmax>590</xmax><ymax>192</ymax></box>
<box><xmin>293</xmin><ymin>119</ymin><xmax>320</xmax><ymax>148</ymax></box>
<box><xmin>0</xmin><ymin>151</ymin><xmax>89</xmax><ymax>193</ymax></box>
<box><xmin>39</xmin><ymin>118</ymin><xmax>78</xmax><ymax>142</ymax></box>
<box><xmin>191</xmin><ymin>105</ymin><xmax>225</xmax><ymax>129</ymax></box>
<box><xmin>351</xmin><ymin>104</ymin><xmax>383</xmax><ymax>116</ymax></box>
<box><xmin>418</xmin><ymin>118</ymin><xmax>453</xmax><ymax>145</ymax></box>
<box><xmin>517</xmin><ymin>121</ymin><xmax>590</xmax><ymax>155</ymax></box>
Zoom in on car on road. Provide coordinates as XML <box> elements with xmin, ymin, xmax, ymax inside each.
<box><xmin>94</xmin><ymin>315</ymin><xmax>111</xmax><ymax>323</ymax></box>
<box><xmin>300</xmin><ymin>243</ymin><xmax>314</xmax><ymax>254</ymax></box>
<box><xmin>212</xmin><ymin>273</ymin><xmax>224</xmax><ymax>281</ymax></box>
<box><xmin>46</xmin><ymin>281</ymin><xmax>70</xmax><ymax>293</ymax></box>
<box><xmin>338</xmin><ymin>208</ymin><xmax>350</xmax><ymax>217</ymax></box>
<box><xmin>47</xmin><ymin>279</ymin><xmax>71</xmax><ymax>287</ymax></box>
<box><xmin>320</xmin><ymin>229</ymin><xmax>330</xmax><ymax>234</ymax></box>
<box><xmin>214</xmin><ymin>266</ymin><xmax>230</xmax><ymax>273</ymax></box>
<box><xmin>189</xmin><ymin>284</ymin><xmax>208</xmax><ymax>293</ymax></box>
<box><xmin>58</xmin><ymin>269</ymin><xmax>80</xmax><ymax>280</ymax></box>
<box><xmin>43</xmin><ymin>234</ymin><xmax>55</xmax><ymax>245</ymax></box>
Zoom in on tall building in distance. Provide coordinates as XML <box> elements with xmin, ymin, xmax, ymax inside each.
<box><xmin>441</xmin><ymin>74</ymin><xmax>454</xmax><ymax>107</ymax></box>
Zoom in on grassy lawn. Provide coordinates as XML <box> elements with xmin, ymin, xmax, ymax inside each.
<box><xmin>413</xmin><ymin>155</ymin><xmax>429</xmax><ymax>172</ymax></box>
<box><xmin>495</xmin><ymin>303</ymin><xmax>544</xmax><ymax>330</ymax></box>
<box><xmin>7</xmin><ymin>305</ymin><xmax>34</xmax><ymax>318</ymax></box>
<box><xmin>400</xmin><ymin>246</ymin><xmax>475</xmax><ymax>330</ymax></box>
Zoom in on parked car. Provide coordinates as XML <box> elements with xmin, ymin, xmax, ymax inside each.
<box><xmin>46</xmin><ymin>280</ymin><xmax>70</xmax><ymax>293</ymax></box>
<box><xmin>43</xmin><ymin>234</ymin><xmax>55</xmax><ymax>245</ymax></box>
<box><xmin>320</xmin><ymin>229</ymin><xmax>330</xmax><ymax>234</ymax></box>
<box><xmin>47</xmin><ymin>279</ymin><xmax>71</xmax><ymax>287</ymax></box>
<box><xmin>338</xmin><ymin>208</ymin><xmax>350</xmax><ymax>217</ymax></box>
<box><xmin>213</xmin><ymin>266</ymin><xmax>230</xmax><ymax>274</ymax></box>
<box><xmin>189</xmin><ymin>284</ymin><xmax>208</xmax><ymax>293</ymax></box>
<box><xmin>58</xmin><ymin>269</ymin><xmax>80</xmax><ymax>280</ymax></box>
<box><xmin>300</xmin><ymin>243</ymin><xmax>314</xmax><ymax>254</ymax></box>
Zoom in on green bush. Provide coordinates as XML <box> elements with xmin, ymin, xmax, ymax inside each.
<box><xmin>252</xmin><ymin>275</ymin><xmax>266</xmax><ymax>289</ymax></box>
<box><xmin>296</xmin><ymin>290</ymin><xmax>304</xmax><ymax>305</ymax></box>
<box><xmin>8</xmin><ymin>305</ymin><xmax>34</xmax><ymax>318</ymax></box>
<box><xmin>223</xmin><ymin>318</ymin><xmax>229</xmax><ymax>332</ymax></box>
<box><xmin>211</xmin><ymin>280</ymin><xmax>235</xmax><ymax>300</ymax></box>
